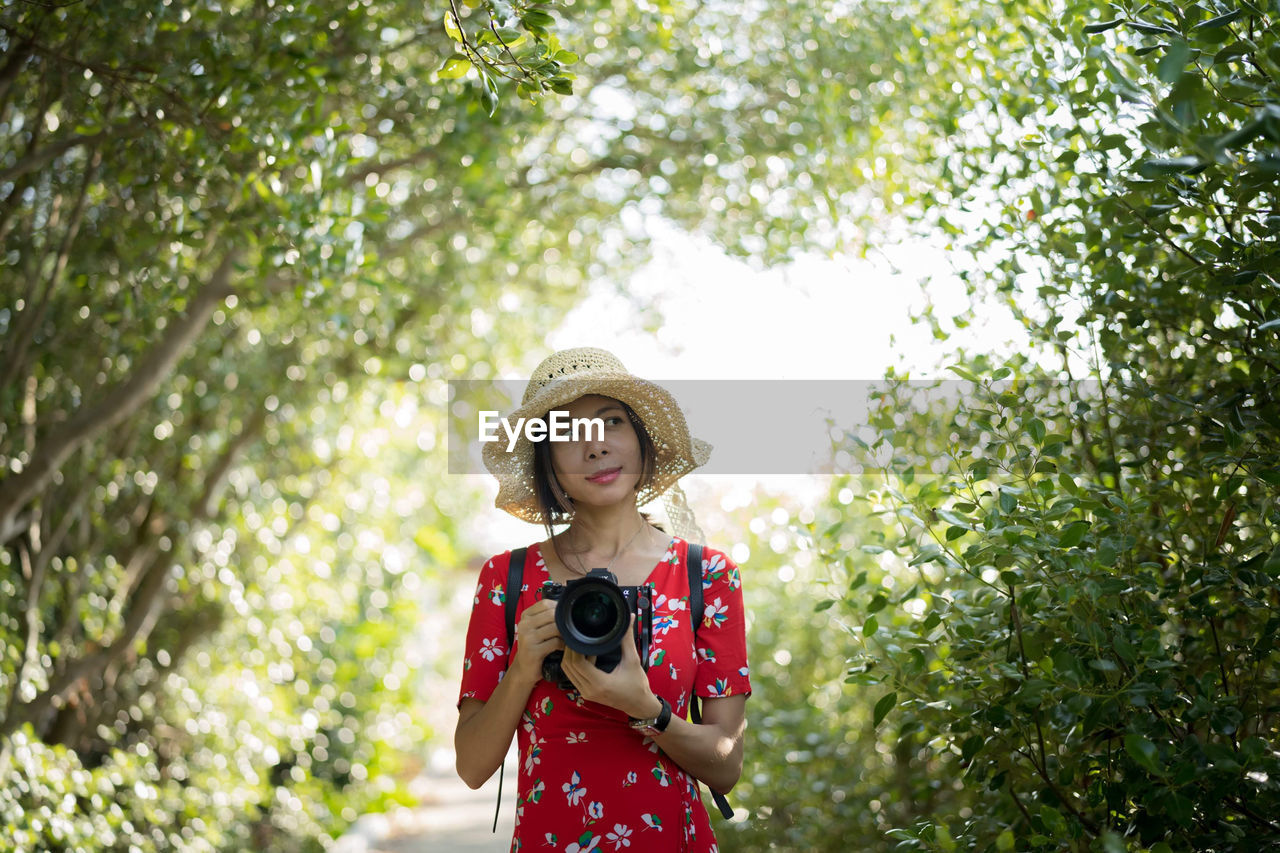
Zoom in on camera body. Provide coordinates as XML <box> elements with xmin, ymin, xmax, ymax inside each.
<box><xmin>540</xmin><ymin>569</ymin><xmax>655</xmax><ymax>692</ymax></box>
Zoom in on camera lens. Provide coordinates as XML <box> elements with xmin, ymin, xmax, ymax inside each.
<box><xmin>556</xmin><ymin>578</ymin><xmax>629</xmax><ymax>656</ymax></box>
<box><xmin>571</xmin><ymin>591</ymin><xmax>616</xmax><ymax>639</ymax></box>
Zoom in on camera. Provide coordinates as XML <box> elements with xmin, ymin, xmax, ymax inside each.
<box><xmin>540</xmin><ymin>569</ymin><xmax>654</xmax><ymax>692</ymax></box>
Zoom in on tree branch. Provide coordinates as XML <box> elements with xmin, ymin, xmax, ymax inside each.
<box><xmin>0</xmin><ymin>144</ymin><xmax>100</xmax><ymax>393</ymax></box>
<box><xmin>0</xmin><ymin>248</ymin><xmax>242</xmax><ymax>543</ymax></box>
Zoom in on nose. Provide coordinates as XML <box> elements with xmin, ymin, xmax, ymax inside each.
<box><xmin>583</xmin><ymin>432</ymin><xmax>608</xmax><ymax>458</ymax></box>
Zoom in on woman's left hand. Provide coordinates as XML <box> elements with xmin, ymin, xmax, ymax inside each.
<box><xmin>559</xmin><ymin>616</ymin><xmax>660</xmax><ymax>720</ymax></box>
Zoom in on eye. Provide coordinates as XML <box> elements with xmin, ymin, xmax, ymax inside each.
<box><xmin>604</xmin><ymin>416</ymin><xmax>625</xmax><ymax>426</ymax></box>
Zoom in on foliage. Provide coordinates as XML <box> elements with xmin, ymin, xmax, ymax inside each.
<box><xmin>815</xmin><ymin>0</ymin><xmax>1280</xmax><ymax>850</ymax></box>
<box><xmin>0</xmin><ymin>0</ymin><xmax>976</xmax><ymax>848</ymax></box>
<box><xmin>7</xmin><ymin>0</ymin><xmax>1277</xmax><ymax>847</ymax></box>
<box><xmin>713</xmin><ymin>487</ymin><xmax>970</xmax><ymax>853</ymax></box>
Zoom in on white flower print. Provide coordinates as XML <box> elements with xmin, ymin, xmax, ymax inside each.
<box><xmin>703</xmin><ymin>597</ymin><xmax>729</xmax><ymax>628</ymax></box>
<box><xmin>606</xmin><ymin>823</ymin><xmax>633</xmax><ymax>848</ymax></box>
<box><xmin>654</xmin><ymin>592</ymin><xmax>686</xmax><ymax>613</ymax></box>
<box><xmin>588</xmin><ymin>800</ymin><xmax>604</xmax><ymax>820</ymax></box>
<box><xmin>622</xmin><ymin>770</ymin><xmax>637</xmax><ymax>787</ymax></box>
<box><xmin>524</xmin><ymin>739</ymin><xmax>542</xmax><ymax>774</ymax></box>
<box><xmin>488</xmin><ymin>583</ymin><xmax>505</xmax><ymax>605</ymax></box>
<box><xmin>565</xmin><ymin>831</ymin><xmax>600</xmax><ymax>852</ymax></box>
<box><xmin>641</xmin><ymin>813</ymin><xmax>663</xmax><ymax>832</ymax></box>
<box><xmin>563</xmin><ymin>770</ymin><xmax>586</xmax><ymax>806</ymax></box>
<box><xmin>652</xmin><ymin>764</ymin><xmax>670</xmax><ymax>787</ymax></box>
<box><xmin>653</xmin><ymin>613</ymin><xmax>677</xmax><ymax>636</ymax></box>
<box><xmin>566</xmin><ymin>731</ymin><xmax>587</xmax><ymax>744</ymax></box>
<box><xmin>478</xmin><ymin>637</ymin><xmax>505</xmax><ymax>661</ymax></box>
<box><xmin>703</xmin><ymin>553</ymin><xmax>725</xmax><ymax>586</ymax></box>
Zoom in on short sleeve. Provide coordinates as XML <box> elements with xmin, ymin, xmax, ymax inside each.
<box><xmin>693</xmin><ymin>547</ymin><xmax>752</xmax><ymax>700</ymax></box>
<box><xmin>458</xmin><ymin>551</ymin><xmax>515</xmax><ymax>707</ymax></box>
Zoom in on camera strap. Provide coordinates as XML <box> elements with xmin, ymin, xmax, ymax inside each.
<box><xmin>493</xmin><ymin>543</ymin><xmax>733</xmax><ymax>829</ymax></box>
<box><xmin>491</xmin><ymin>546</ymin><xmax>528</xmax><ymax>833</ymax></box>
<box><xmin>686</xmin><ymin>544</ymin><xmax>735</xmax><ymax>820</ymax></box>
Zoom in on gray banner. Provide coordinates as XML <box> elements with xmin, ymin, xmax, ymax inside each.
<box><xmin>446</xmin><ymin>378</ymin><xmax>1111</xmax><ymax>476</ymax></box>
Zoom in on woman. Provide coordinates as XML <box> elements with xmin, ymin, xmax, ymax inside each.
<box><xmin>456</xmin><ymin>347</ymin><xmax>751</xmax><ymax>852</ymax></box>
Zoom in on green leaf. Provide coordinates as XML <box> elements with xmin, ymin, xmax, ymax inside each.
<box><xmin>522</xmin><ymin>10</ymin><xmax>555</xmax><ymax>28</ymax></box>
<box><xmin>1157</xmin><ymin>41</ymin><xmax>1191</xmax><ymax>84</ymax></box>
<box><xmin>1262</xmin><ymin>544</ymin><xmax>1280</xmax><ymax>576</ymax></box>
<box><xmin>909</xmin><ymin>545</ymin><xmax>943</xmax><ymax>566</ymax></box>
<box><xmin>1195</xmin><ymin>9</ymin><xmax>1244</xmax><ymax>30</ymax></box>
<box><xmin>1083</xmin><ymin>19</ymin><xmax>1123</xmax><ymax>34</ymax></box>
<box><xmin>443</xmin><ymin>11</ymin><xmax>463</xmax><ymax>42</ymax></box>
<box><xmin>815</xmin><ymin>599</ymin><xmax>836</xmax><ymax>612</ymax></box>
<box><xmin>1138</xmin><ymin>156</ymin><xmax>1204</xmax><ymax>177</ymax></box>
<box><xmin>999</xmin><ymin>490</ymin><xmax>1017</xmax><ymax>513</ymax></box>
<box><xmin>1059</xmin><ymin>520</ymin><xmax>1091</xmax><ymax>548</ymax></box>
<box><xmin>1124</xmin><ymin>733</ymin><xmax>1162</xmax><ymax>774</ymax></box>
<box><xmin>437</xmin><ymin>56</ymin><xmax>473</xmax><ymax>79</ymax></box>
<box><xmin>873</xmin><ymin>692</ymin><xmax>897</xmax><ymax>727</ymax></box>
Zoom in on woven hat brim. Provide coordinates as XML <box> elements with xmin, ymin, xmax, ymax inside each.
<box><xmin>482</xmin><ymin>374</ymin><xmax>711</xmax><ymax>524</ymax></box>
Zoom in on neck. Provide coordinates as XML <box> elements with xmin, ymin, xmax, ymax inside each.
<box><xmin>561</xmin><ymin>504</ymin><xmax>651</xmax><ymax>555</ymax></box>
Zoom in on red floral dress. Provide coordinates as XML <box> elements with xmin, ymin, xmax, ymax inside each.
<box><xmin>459</xmin><ymin>537</ymin><xmax>751</xmax><ymax>853</ymax></box>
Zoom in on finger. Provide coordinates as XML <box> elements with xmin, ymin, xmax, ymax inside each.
<box><xmin>620</xmin><ymin>615</ymin><xmax>639</xmax><ymax>660</ymax></box>
<box><xmin>519</xmin><ymin>614</ymin><xmax>560</xmax><ymax>640</ymax></box>
<box><xmin>525</xmin><ymin>620</ymin><xmax>561</xmax><ymax>643</ymax></box>
<box><xmin>519</xmin><ymin>606</ymin><xmax>557</xmax><ymax>632</ymax></box>
<box><xmin>562</xmin><ymin>650</ymin><xmax>592</xmax><ymax>680</ymax></box>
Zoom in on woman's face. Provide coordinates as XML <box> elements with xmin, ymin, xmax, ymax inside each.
<box><xmin>548</xmin><ymin>394</ymin><xmax>644</xmax><ymax>511</ymax></box>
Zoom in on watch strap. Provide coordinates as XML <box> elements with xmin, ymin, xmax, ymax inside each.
<box><xmin>629</xmin><ymin>695</ymin><xmax>672</xmax><ymax>735</ymax></box>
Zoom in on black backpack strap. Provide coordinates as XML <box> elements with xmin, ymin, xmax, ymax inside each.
<box><xmin>685</xmin><ymin>542</ymin><xmax>734</xmax><ymax>820</ymax></box>
<box><xmin>504</xmin><ymin>547</ymin><xmax>527</xmax><ymax>653</ymax></box>
<box><xmin>687</xmin><ymin>542</ymin><xmax>704</xmax><ymax>657</ymax></box>
<box><xmin>494</xmin><ymin>547</ymin><xmax>527</xmax><ymax>833</ymax></box>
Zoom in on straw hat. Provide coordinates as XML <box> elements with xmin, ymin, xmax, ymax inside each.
<box><xmin>483</xmin><ymin>347</ymin><xmax>712</xmax><ymax>524</ymax></box>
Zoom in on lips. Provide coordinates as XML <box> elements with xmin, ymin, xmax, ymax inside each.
<box><xmin>586</xmin><ymin>467</ymin><xmax>622</xmax><ymax>484</ymax></box>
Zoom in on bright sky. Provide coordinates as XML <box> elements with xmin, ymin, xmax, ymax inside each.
<box><xmin>467</xmin><ymin>220</ymin><xmax>1034</xmax><ymax>549</ymax></box>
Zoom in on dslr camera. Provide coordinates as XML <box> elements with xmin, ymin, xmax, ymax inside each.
<box><xmin>540</xmin><ymin>569</ymin><xmax>655</xmax><ymax>692</ymax></box>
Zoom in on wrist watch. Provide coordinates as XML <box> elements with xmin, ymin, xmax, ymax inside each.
<box><xmin>628</xmin><ymin>696</ymin><xmax>672</xmax><ymax>737</ymax></box>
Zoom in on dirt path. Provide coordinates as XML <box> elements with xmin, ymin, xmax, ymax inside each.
<box><xmin>334</xmin><ymin>754</ymin><xmax>516</xmax><ymax>853</ymax></box>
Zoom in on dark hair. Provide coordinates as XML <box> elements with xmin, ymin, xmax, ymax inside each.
<box><xmin>532</xmin><ymin>399</ymin><xmax>658</xmax><ymax>540</ymax></box>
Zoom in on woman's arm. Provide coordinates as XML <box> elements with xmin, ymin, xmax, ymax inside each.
<box><xmin>639</xmin><ymin>693</ymin><xmax>747</xmax><ymax>794</ymax></box>
<box><xmin>454</xmin><ymin>598</ymin><xmax>562</xmax><ymax>789</ymax></box>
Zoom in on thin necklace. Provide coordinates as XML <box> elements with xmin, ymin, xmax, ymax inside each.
<box><xmin>557</xmin><ymin>519</ymin><xmax>649</xmax><ymax>578</ymax></box>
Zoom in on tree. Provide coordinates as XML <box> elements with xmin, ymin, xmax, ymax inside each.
<box><xmin>820</xmin><ymin>1</ymin><xmax>1280</xmax><ymax>849</ymax></box>
<box><xmin>0</xmin><ymin>0</ymin><xmax>975</xmax><ymax>847</ymax></box>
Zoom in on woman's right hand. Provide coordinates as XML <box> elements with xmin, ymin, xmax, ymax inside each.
<box><xmin>510</xmin><ymin>598</ymin><xmax>563</xmax><ymax>685</ymax></box>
